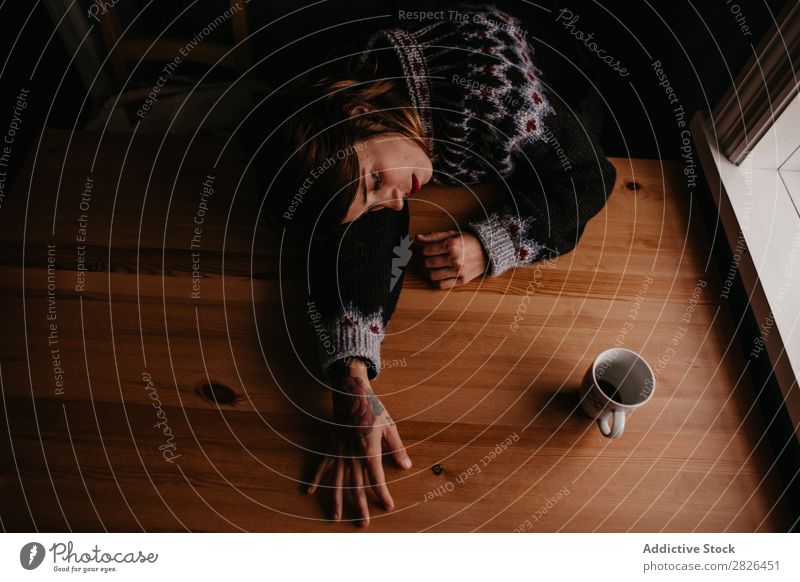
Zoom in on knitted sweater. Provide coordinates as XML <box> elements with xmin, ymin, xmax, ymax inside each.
<box><xmin>308</xmin><ymin>4</ymin><xmax>617</xmax><ymax>380</ymax></box>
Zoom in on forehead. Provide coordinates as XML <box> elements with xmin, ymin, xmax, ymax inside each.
<box><xmin>359</xmin><ymin>132</ymin><xmax>406</xmax><ymax>153</ymax></box>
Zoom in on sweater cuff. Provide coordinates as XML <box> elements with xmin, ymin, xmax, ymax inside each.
<box><xmin>467</xmin><ymin>214</ymin><xmax>518</xmax><ymax>277</ymax></box>
<box><xmin>319</xmin><ymin>306</ymin><xmax>384</xmax><ymax>380</ymax></box>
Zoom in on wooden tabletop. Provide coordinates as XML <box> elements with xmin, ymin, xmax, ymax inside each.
<box><xmin>0</xmin><ymin>130</ymin><xmax>789</xmax><ymax>532</ymax></box>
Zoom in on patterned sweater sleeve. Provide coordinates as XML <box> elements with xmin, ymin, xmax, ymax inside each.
<box><xmin>466</xmin><ymin>94</ymin><xmax>617</xmax><ymax>276</ymax></box>
<box><xmin>307</xmin><ymin>204</ymin><xmax>410</xmax><ymax>380</ymax></box>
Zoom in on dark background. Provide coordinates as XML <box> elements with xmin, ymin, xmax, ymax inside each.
<box><xmin>0</xmin><ymin>0</ymin><xmax>792</xmax><ymax>178</ymax></box>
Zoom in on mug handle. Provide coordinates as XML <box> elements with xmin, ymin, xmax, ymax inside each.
<box><xmin>597</xmin><ymin>409</ymin><xmax>625</xmax><ymax>439</ymax></box>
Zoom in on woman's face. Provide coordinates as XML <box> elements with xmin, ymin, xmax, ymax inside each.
<box><xmin>343</xmin><ymin>132</ymin><xmax>433</xmax><ymax>223</ymax></box>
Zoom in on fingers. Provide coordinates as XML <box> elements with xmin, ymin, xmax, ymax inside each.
<box><xmin>423</xmin><ymin>254</ymin><xmax>452</xmax><ymax>269</ymax></box>
<box><xmin>415</xmin><ymin>230</ymin><xmax>458</xmax><ymax>242</ymax></box>
<box><xmin>418</xmin><ymin>234</ymin><xmax>464</xmax><ymax>257</ymax></box>
<box><xmin>365</xmin><ymin>446</ymin><xmax>394</xmax><ymax>511</ymax></box>
<box><xmin>435</xmin><ymin>276</ymin><xmax>465</xmax><ymax>290</ymax></box>
<box><xmin>307</xmin><ymin>456</ymin><xmax>333</xmax><ymax>494</ymax></box>
<box><xmin>418</xmin><ymin>233</ymin><xmax>488</xmax><ymax>289</ymax></box>
<box><xmin>426</xmin><ymin>268</ymin><xmax>469</xmax><ymax>289</ymax></box>
<box><xmin>320</xmin><ymin>425</ymin><xmax>406</xmax><ymax>526</ymax></box>
<box><xmin>428</xmin><ymin>267</ymin><xmax>461</xmax><ymax>282</ymax></box>
<box><xmin>333</xmin><ymin>458</ymin><xmax>344</xmax><ymax>521</ymax></box>
<box><xmin>383</xmin><ymin>424</ymin><xmax>412</xmax><ymax>469</ymax></box>
<box><xmin>419</xmin><ymin>240</ymin><xmax>450</xmax><ymax>256</ymax></box>
<box><xmin>350</xmin><ymin>456</ymin><xmax>370</xmax><ymax>527</ymax></box>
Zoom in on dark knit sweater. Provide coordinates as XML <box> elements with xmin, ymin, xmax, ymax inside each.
<box><xmin>309</xmin><ymin>4</ymin><xmax>617</xmax><ymax>380</ymax></box>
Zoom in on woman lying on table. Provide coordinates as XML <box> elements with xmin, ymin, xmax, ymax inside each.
<box><xmin>254</xmin><ymin>5</ymin><xmax>616</xmax><ymax>527</ymax></box>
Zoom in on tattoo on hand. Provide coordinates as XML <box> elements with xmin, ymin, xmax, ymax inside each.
<box><xmin>332</xmin><ymin>376</ymin><xmax>382</xmax><ymax>439</ymax></box>
<box><xmin>370</xmin><ymin>392</ymin><xmax>385</xmax><ymax>416</ymax></box>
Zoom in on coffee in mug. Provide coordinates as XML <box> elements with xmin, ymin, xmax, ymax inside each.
<box><xmin>579</xmin><ymin>348</ymin><xmax>655</xmax><ymax>438</ymax></box>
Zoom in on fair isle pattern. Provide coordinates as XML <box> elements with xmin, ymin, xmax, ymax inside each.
<box><xmin>320</xmin><ymin>303</ymin><xmax>386</xmax><ymax>377</ymax></box>
<box><xmin>468</xmin><ymin>207</ymin><xmax>544</xmax><ymax>277</ymax></box>
<box><xmin>465</xmin><ymin>7</ymin><xmax>556</xmax><ymax>163</ymax></box>
<box><xmin>381</xmin><ymin>28</ymin><xmax>436</xmax><ymax>149</ymax></box>
<box><xmin>360</xmin><ymin>21</ymin><xmax>448</xmax><ymax>147</ymax></box>
<box><xmin>360</xmin><ymin>4</ymin><xmax>555</xmax><ymax>185</ymax></box>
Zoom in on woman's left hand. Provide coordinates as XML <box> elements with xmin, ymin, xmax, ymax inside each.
<box><xmin>415</xmin><ymin>230</ymin><xmax>488</xmax><ymax>289</ymax></box>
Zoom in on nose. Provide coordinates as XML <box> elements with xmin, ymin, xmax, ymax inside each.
<box><xmin>373</xmin><ymin>188</ymin><xmax>405</xmax><ymax>212</ymax></box>
<box><xmin>385</xmin><ymin>195</ymin><xmax>405</xmax><ymax>211</ymax></box>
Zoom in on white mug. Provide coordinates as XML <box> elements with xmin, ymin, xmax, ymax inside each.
<box><xmin>579</xmin><ymin>348</ymin><xmax>655</xmax><ymax>438</ymax></box>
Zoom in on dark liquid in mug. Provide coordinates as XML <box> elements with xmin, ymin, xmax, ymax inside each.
<box><xmin>597</xmin><ymin>379</ymin><xmax>623</xmax><ymax>403</ymax></box>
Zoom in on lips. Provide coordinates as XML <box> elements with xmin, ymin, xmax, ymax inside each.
<box><xmin>410</xmin><ymin>173</ymin><xmax>420</xmax><ymax>194</ymax></box>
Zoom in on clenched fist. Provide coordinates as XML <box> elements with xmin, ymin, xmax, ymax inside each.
<box><xmin>415</xmin><ymin>230</ymin><xmax>488</xmax><ymax>288</ymax></box>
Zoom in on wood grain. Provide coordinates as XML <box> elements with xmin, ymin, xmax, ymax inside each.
<box><xmin>0</xmin><ymin>130</ymin><xmax>790</xmax><ymax>532</ymax></box>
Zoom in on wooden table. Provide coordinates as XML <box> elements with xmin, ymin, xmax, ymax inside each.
<box><xmin>0</xmin><ymin>130</ymin><xmax>789</xmax><ymax>531</ymax></box>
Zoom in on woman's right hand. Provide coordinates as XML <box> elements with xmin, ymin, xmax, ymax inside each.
<box><xmin>307</xmin><ymin>358</ymin><xmax>412</xmax><ymax>526</ymax></box>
